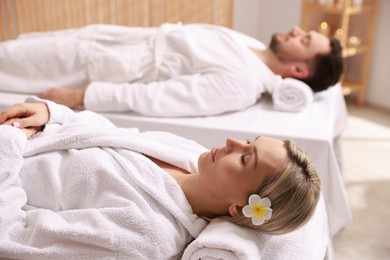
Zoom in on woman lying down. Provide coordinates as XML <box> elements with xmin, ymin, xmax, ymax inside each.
<box><xmin>0</xmin><ymin>98</ymin><xmax>321</xmax><ymax>259</ymax></box>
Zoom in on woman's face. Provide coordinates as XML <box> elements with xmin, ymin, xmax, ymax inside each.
<box><xmin>197</xmin><ymin>136</ymin><xmax>287</xmax><ymax>206</ymax></box>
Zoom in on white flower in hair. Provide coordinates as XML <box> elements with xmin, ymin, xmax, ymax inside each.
<box><xmin>242</xmin><ymin>194</ymin><xmax>272</xmax><ymax>226</ymax></box>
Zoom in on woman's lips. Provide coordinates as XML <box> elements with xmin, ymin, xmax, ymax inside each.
<box><xmin>211</xmin><ymin>147</ymin><xmax>218</xmax><ymax>162</ymax></box>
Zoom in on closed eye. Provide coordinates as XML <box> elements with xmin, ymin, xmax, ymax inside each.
<box><xmin>241</xmin><ymin>154</ymin><xmax>247</xmax><ymax>165</ymax></box>
<box><xmin>242</xmin><ymin>138</ymin><xmax>256</xmax><ymax>165</ymax></box>
<box><xmin>302</xmin><ymin>34</ymin><xmax>311</xmax><ymax>47</ymax></box>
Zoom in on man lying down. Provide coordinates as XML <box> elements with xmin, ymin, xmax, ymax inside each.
<box><xmin>0</xmin><ymin>98</ymin><xmax>320</xmax><ymax>259</ymax></box>
<box><xmin>0</xmin><ymin>23</ymin><xmax>344</xmax><ymax>116</ymax></box>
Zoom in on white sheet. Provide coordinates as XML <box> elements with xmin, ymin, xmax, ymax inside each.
<box><xmin>0</xmin><ymin>84</ymin><xmax>352</xmax><ymax>236</ymax></box>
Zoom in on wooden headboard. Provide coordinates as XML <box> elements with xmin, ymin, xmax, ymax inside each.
<box><xmin>0</xmin><ymin>0</ymin><xmax>234</xmax><ymax>41</ymax></box>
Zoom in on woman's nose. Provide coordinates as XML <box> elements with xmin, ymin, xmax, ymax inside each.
<box><xmin>225</xmin><ymin>137</ymin><xmax>244</xmax><ymax>153</ymax></box>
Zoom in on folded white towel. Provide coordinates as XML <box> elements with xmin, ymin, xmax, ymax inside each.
<box><xmin>183</xmin><ymin>194</ymin><xmax>330</xmax><ymax>260</ymax></box>
<box><xmin>271</xmin><ymin>77</ymin><xmax>314</xmax><ymax>112</ymax></box>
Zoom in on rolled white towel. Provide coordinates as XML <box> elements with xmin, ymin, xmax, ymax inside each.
<box><xmin>271</xmin><ymin>78</ymin><xmax>314</xmax><ymax>112</ymax></box>
<box><xmin>182</xmin><ymin>219</ymin><xmax>269</xmax><ymax>260</ymax></box>
<box><xmin>182</xmin><ymin>194</ymin><xmax>330</xmax><ymax>260</ymax></box>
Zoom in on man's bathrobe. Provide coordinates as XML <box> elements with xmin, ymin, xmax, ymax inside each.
<box><xmin>0</xmin><ymin>98</ymin><xmax>208</xmax><ymax>259</ymax></box>
<box><xmin>0</xmin><ymin>23</ymin><xmax>278</xmax><ymax>117</ymax></box>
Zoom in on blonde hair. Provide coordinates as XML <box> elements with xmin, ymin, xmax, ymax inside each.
<box><xmin>216</xmin><ymin>139</ymin><xmax>321</xmax><ymax>235</ymax></box>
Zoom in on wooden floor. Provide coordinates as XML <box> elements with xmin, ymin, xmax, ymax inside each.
<box><xmin>333</xmin><ymin>100</ymin><xmax>390</xmax><ymax>260</ymax></box>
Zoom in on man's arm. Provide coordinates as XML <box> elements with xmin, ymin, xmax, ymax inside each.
<box><xmin>40</xmin><ymin>73</ymin><xmax>259</xmax><ymax>117</ymax></box>
<box><xmin>39</xmin><ymin>87</ymin><xmax>85</xmax><ymax>109</ymax></box>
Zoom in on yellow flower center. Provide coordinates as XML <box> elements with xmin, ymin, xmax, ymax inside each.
<box><xmin>252</xmin><ymin>205</ymin><xmax>265</xmax><ymax>217</ymax></box>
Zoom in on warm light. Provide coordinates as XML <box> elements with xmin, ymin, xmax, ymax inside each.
<box><xmin>334</xmin><ymin>28</ymin><xmax>344</xmax><ymax>40</ymax></box>
<box><xmin>318</xmin><ymin>22</ymin><xmax>330</xmax><ymax>36</ymax></box>
<box><xmin>348</xmin><ymin>36</ymin><xmax>362</xmax><ymax>47</ymax></box>
<box><xmin>336</xmin><ymin>28</ymin><xmax>343</xmax><ymax>36</ymax></box>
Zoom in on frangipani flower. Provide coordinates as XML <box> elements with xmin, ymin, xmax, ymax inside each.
<box><xmin>242</xmin><ymin>194</ymin><xmax>272</xmax><ymax>226</ymax></box>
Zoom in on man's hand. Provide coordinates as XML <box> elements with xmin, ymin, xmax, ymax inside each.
<box><xmin>39</xmin><ymin>87</ymin><xmax>85</xmax><ymax>109</ymax></box>
<box><xmin>0</xmin><ymin>102</ymin><xmax>50</xmax><ymax>138</ymax></box>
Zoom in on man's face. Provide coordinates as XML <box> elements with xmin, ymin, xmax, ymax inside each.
<box><xmin>270</xmin><ymin>27</ymin><xmax>330</xmax><ymax>63</ymax></box>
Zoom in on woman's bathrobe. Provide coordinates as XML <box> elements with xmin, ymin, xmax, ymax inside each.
<box><xmin>0</xmin><ymin>23</ymin><xmax>278</xmax><ymax>117</ymax></box>
<box><xmin>0</xmin><ymin>98</ymin><xmax>208</xmax><ymax>259</ymax></box>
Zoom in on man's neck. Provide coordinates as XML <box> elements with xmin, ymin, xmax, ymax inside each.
<box><xmin>251</xmin><ymin>48</ymin><xmax>287</xmax><ymax>77</ymax></box>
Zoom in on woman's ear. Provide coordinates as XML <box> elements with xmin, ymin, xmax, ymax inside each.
<box><xmin>228</xmin><ymin>204</ymin><xmax>243</xmax><ymax>218</ymax></box>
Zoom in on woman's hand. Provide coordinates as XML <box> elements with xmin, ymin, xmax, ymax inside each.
<box><xmin>0</xmin><ymin>102</ymin><xmax>50</xmax><ymax>138</ymax></box>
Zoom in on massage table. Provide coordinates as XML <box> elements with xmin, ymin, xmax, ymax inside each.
<box><xmin>0</xmin><ymin>0</ymin><xmax>350</xmax><ymax>258</ymax></box>
<box><xmin>112</xmin><ymin>85</ymin><xmax>351</xmax><ymax>236</ymax></box>
<box><xmin>0</xmin><ymin>89</ymin><xmax>339</xmax><ymax>259</ymax></box>
<box><xmin>0</xmin><ymin>84</ymin><xmax>351</xmax><ymax>237</ymax></box>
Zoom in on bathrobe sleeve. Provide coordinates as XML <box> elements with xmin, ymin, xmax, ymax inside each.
<box><xmin>0</xmin><ymin>124</ymin><xmax>143</xmax><ymax>259</ymax></box>
<box><xmin>25</xmin><ymin>97</ymin><xmax>116</xmax><ymax>132</ymax></box>
<box><xmin>84</xmin><ymin>72</ymin><xmax>259</xmax><ymax>117</ymax></box>
<box><xmin>0</xmin><ymin>126</ymin><xmax>27</xmax><ymax>240</ymax></box>
<box><xmin>0</xmin><ymin>99</ymin><xmax>116</xmax><ymax>227</ymax></box>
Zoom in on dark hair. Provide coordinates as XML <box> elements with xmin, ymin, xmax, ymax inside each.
<box><xmin>302</xmin><ymin>37</ymin><xmax>344</xmax><ymax>93</ymax></box>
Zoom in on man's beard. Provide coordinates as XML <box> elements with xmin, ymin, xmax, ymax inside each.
<box><xmin>268</xmin><ymin>34</ymin><xmax>296</xmax><ymax>63</ymax></box>
<box><xmin>269</xmin><ymin>34</ymin><xmax>279</xmax><ymax>53</ymax></box>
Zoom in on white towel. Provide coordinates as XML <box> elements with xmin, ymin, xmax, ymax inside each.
<box><xmin>182</xmin><ymin>220</ymin><xmax>270</xmax><ymax>260</ymax></box>
<box><xmin>270</xmin><ymin>77</ymin><xmax>314</xmax><ymax>112</ymax></box>
<box><xmin>0</xmin><ymin>98</ymin><xmax>208</xmax><ymax>259</ymax></box>
<box><xmin>183</xmin><ymin>194</ymin><xmax>330</xmax><ymax>260</ymax></box>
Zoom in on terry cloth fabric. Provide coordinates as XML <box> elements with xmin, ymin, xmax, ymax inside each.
<box><xmin>270</xmin><ymin>77</ymin><xmax>314</xmax><ymax>112</ymax></box>
<box><xmin>182</xmin><ymin>194</ymin><xmax>330</xmax><ymax>260</ymax></box>
<box><xmin>0</xmin><ymin>97</ymin><xmax>208</xmax><ymax>259</ymax></box>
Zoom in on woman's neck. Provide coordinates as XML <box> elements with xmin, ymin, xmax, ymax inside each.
<box><xmin>179</xmin><ymin>174</ymin><xmax>229</xmax><ymax>217</ymax></box>
<box><xmin>147</xmin><ymin>156</ymin><xmax>228</xmax><ymax>217</ymax></box>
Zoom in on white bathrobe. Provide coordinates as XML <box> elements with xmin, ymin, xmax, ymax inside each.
<box><xmin>0</xmin><ymin>98</ymin><xmax>208</xmax><ymax>259</ymax></box>
<box><xmin>0</xmin><ymin>23</ymin><xmax>278</xmax><ymax>117</ymax></box>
